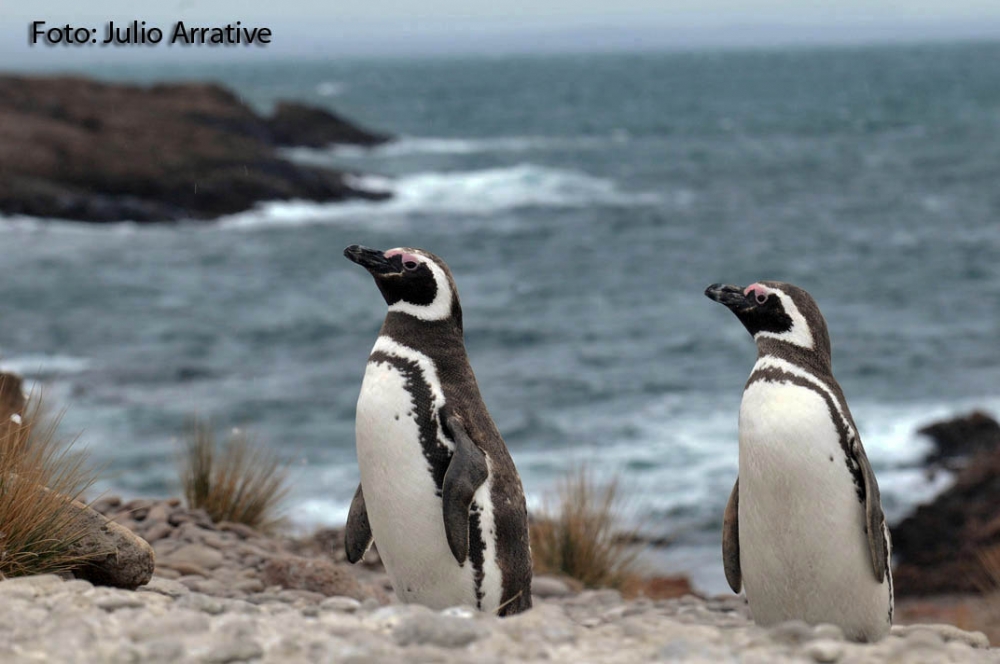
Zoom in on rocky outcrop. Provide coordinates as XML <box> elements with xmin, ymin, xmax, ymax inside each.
<box><xmin>919</xmin><ymin>410</ymin><xmax>1000</xmax><ymax>469</ymax></box>
<box><xmin>268</xmin><ymin>102</ymin><xmax>391</xmax><ymax>148</ymax></box>
<box><xmin>0</xmin><ymin>75</ymin><xmax>391</xmax><ymax>223</ymax></box>
<box><xmin>892</xmin><ymin>411</ymin><xmax>1000</xmax><ymax>596</ymax></box>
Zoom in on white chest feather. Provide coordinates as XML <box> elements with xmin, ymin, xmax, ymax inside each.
<box><xmin>738</xmin><ymin>377</ymin><xmax>891</xmax><ymax>642</ymax></box>
<box><xmin>355</xmin><ymin>337</ymin><xmax>503</xmax><ymax>612</ymax></box>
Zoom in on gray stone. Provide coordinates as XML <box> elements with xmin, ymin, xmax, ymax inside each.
<box><xmin>233</xmin><ymin>578</ymin><xmax>265</xmax><ymax>594</ymax></box>
<box><xmin>392</xmin><ymin>611</ymin><xmax>488</xmax><ymax>648</ymax></box>
<box><xmin>891</xmin><ymin>623</ymin><xmax>991</xmax><ymax>649</ymax></box>
<box><xmin>531</xmin><ymin>575</ymin><xmax>574</xmax><ymax>598</ymax></box>
<box><xmin>136</xmin><ymin>639</ymin><xmax>186</xmax><ymax>663</ymax></box>
<box><xmin>180</xmin><ymin>577</ymin><xmax>226</xmax><ymax>595</ymax></box>
<box><xmin>162</xmin><ymin>543</ymin><xmax>224</xmax><ymax>570</ymax></box>
<box><xmin>805</xmin><ymin>639</ymin><xmax>844</xmax><ymax>663</ymax></box>
<box><xmin>126</xmin><ymin>610</ymin><xmax>210</xmax><ymax>641</ymax></box>
<box><xmin>202</xmin><ymin>638</ymin><xmax>263</xmax><ymax>663</ymax></box>
<box><xmin>0</xmin><ymin>574</ymin><xmax>65</xmax><ymax>598</ymax></box>
<box><xmin>768</xmin><ymin>619</ymin><xmax>814</xmax><ymax>645</ymax></box>
<box><xmin>95</xmin><ymin>594</ymin><xmax>147</xmax><ymax>611</ymax></box>
<box><xmin>176</xmin><ymin>592</ymin><xmax>227</xmax><ymax>615</ymax></box>
<box><xmin>143</xmin><ymin>522</ymin><xmax>173</xmax><ymax>543</ymax></box>
<box><xmin>277</xmin><ymin>588</ymin><xmax>326</xmax><ymax>604</ymax></box>
<box><xmin>320</xmin><ymin>596</ymin><xmax>362</xmax><ymax>613</ymax></box>
<box><xmin>145</xmin><ymin>503</ymin><xmax>172</xmax><ymax>526</ymax></box>
<box><xmin>501</xmin><ymin>603</ymin><xmax>578</xmax><ymax>645</ymax></box>
<box><xmin>140</xmin><ymin>577</ymin><xmax>191</xmax><ymax>598</ymax></box>
<box><xmin>811</xmin><ymin>623</ymin><xmax>845</xmax><ymax>641</ymax></box>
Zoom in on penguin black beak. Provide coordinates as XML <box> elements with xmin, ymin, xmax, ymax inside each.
<box><xmin>344</xmin><ymin>245</ymin><xmax>398</xmax><ymax>275</ymax></box>
<box><xmin>705</xmin><ymin>283</ymin><xmax>749</xmax><ymax>310</ymax></box>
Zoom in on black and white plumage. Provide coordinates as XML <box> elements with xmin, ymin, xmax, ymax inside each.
<box><xmin>705</xmin><ymin>281</ymin><xmax>893</xmax><ymax>642</ymax></box>
<box><xmin>343</xmin><ymin>245</ymin><xmax>532</xmax><ymax>616</ymax></box>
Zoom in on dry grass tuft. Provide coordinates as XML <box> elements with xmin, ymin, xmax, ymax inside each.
<box><xmin>0</xmin><ymin>386</ymin><xmax>99</xmax><ymax>579</ymax></box>
<box><xmin>180</xmin><ymin>419</ymin><xmax>290</xmax><ymax>533</ymax></box>
<box><xmin>529</xmin><ymin>466</ymin><xmax>643</xmax><ymax>592</ymax></box>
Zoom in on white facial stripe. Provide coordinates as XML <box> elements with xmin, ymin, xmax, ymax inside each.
<box><xmin>369</xmin><ymin>335</ymin><xmax>454</xmax><ymax>452</ymax></box>
<box><xmin>386</xmin><ymin>253</ymin><xmax>454</xmax><ymax>322</ymax></box>
<box><xmin>754</xmin><ymin>288</ymin><xmax>814</xmax><ymax>350</ymax></box>
<box><xmin>754</xmin><ymin>355</ymin><xmax>856</xmax><ymax>443</ymax></box>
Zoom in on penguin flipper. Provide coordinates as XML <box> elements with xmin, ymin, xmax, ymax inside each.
<box><xmin>855</xmin><ymin>442</ymin><xmax>888</xmax><ymax>583</ymax></box>
<box><xmin>722</xmin><ymin>477</ymin><xmax>742</xmax><ymax>593</ymax></box>
<box><xmin>440</xmin><ymin>409</ymin><xmax>489</xmax><ymax>565</ymax></box>
<box><xmin>345</xmin><ymin>483</ymin><xmax>374</xmax><ymax>564</ymax></box>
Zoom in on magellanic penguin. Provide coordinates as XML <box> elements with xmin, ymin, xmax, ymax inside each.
<box><xmin>343</xmin><ymin>245</ymin><xmax>532</xmax><ymax>616</ymax></box>
<box><xmin>705</xmin><ymin>281</ymin><xmax>892</xmax><ymax>642</ymax></box>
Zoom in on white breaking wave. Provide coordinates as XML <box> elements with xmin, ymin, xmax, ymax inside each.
<box><xmin>285</xmin><ymin>134</ymin><xmax>625</xmax><ymax>161</ymax></box>
<box><xmin>314</xmin><ymin>81</ymin><xmax>346</xmax><ymax>97</ymax></box>
<box><xmin>0</xmin><ymin>353</ymin><xmax>92</xmax><ymax>378</ymax></box>
<box><xmin>218</xmin><ymin>163</ymin><xmax>663</xmax><ymax>230</ymax></box>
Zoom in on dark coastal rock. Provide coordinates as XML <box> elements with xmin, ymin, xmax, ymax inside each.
<box><xmin>918</xmin><ymin>411</ymin><xmax>1000</xmax><ymax>469</ymax></box>
<box><xmin>0</xmin><ymin>75</ymin><xmax>391</xmax><ymax>223</ymax></box>
<box><xmin>892</xmin><ymin>413</ymin><xmax>1000</xmax><ymax>596</ymax></box>
<box><xmin>267</xmin><ymin>102</ymin><xmax>391</xmax><ymax>148</ymax></box>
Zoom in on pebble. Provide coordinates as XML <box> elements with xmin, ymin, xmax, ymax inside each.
<box><xmin>321</xmin><ymin>596</ymin><xmax>363</xmax><ymax>613</ymax></box>
<box><xmin>163</xmin><ymin>543</ymin><xmax>225</xmax><ymax>570</ymax></box>
<box><xmin>806</xmin><ymin>639</ymin><xmax>845</xmax><ymax>662</ymax></box>
<box><xmin>392</xmin><ymin>611</ymin><xmax>488</xmax><ymax>648</ymax></box>
<box><xmin>531</xmin><ymin>575</ymin><xmax>573</xmax><ymax>598</ymax></box>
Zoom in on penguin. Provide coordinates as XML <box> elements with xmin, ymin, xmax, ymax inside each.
<box><xmin>705</xmin><ymin>281</ymin><xmax>892</xmax><ymax>642</ymax></box>
<box><xmin>342</xmin><ymin>244</ymin><xmax>532</xmax><ymax>616</ymax></box>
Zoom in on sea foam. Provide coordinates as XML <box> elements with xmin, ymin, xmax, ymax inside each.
<box><xmin>217</xmin><ymin>163</ymin><xmax>661</xmax><ymax>230</ymax></box>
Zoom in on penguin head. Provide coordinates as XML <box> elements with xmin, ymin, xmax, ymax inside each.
<box><xmin>344</xmin><ymin>245</ymin><xmax>460</xmax><ymax>323</ymax></box>
<box><xmin>705</xmin><ymin>281</ymin><xmax>831</xmax><ymax>358</ymax></box>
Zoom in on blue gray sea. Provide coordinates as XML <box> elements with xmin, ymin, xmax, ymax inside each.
<box><xmin>3</xmin><ymin>41</ymin><xmax>999</xmax><ymax>592</ymax></box>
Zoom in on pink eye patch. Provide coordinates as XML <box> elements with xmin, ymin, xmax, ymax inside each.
<box><xmin>385</xmin><ymin>249</ymin><xmax>421</xmax><ymax>268</ymax></box>
<box><xmin>745</xmin><ymin>283</ymin><xmax>771</xmax><ymax>303</ymax></box>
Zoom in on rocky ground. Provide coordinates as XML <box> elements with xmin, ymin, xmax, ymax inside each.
<box><xmin>0</xmin><ymin>496</ymin><xmax>996</xmax><ymax>663</ymax></box>
<box><xmin>0</xmin><ymin>75</ymin><xmax>391</xmax><ymax>222</ymax></box>
<box><xmin>1</xmin><ymin>572</ymin><xmax>995</xmax><ymax>663</ymax></box>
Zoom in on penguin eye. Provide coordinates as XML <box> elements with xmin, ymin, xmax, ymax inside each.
<box><xmin>403</xmin><ymin>260</ymin><xmax>419</xmax><ymax>271</ymax></box>
<box><xmin>755</xmin><ymin>293</ymin><xmax>768</xmax><ymax>305</ymax></box>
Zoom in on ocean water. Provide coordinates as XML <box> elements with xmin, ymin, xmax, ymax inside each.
<box><xmin>3</xmin><ymin>42</ymin><xmax>1000</xmax><ymax>592</ymax></box>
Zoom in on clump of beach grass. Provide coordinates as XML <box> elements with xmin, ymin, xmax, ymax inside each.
<box><xmin>180</xmin><ymin>418</ymin><xmax>290</xmax><ymax>533</ymax></box>
<box><xmin>529</xmin><ymin>465</ymin><xmax>642</xmax><ymax>592</ymax></box>
<box><xmin>0</xmin><ymin>385</ymin><xmax>99</xmax><ymax>579</ymax></box>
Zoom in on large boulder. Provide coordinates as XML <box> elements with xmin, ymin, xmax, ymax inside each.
<box><xmin>68</xmin><ymin>499</ymin><xmax>156</xmax><ymax>589</ymax></box>
<box><xmin>0</xmin><ymin>75</ymin><xmax>391</xmax><ymax>223</ymax></box>
<box><xmin>892</xmin><ymin>411</ymin><xmax>1000</xmax><ymax>595</ymax></box>
<box><xmin>918</xmin><ymin>410</ymin><xmax>1000</xmax><ymax>469</ymax></box>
